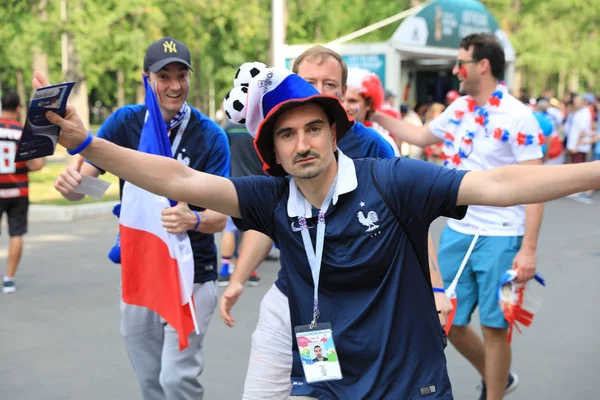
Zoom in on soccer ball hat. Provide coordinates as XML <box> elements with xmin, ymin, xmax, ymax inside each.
<box><xmin>223</xmin><ymin>62</ymin><xmax>354</xmax><ymax>177</ymax></box>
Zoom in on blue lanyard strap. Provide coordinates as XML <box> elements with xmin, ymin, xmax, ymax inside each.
<box><xmin>297</xmin><ymin>177</ymin><xmax>337</xmax><ymax>329</ymax></box>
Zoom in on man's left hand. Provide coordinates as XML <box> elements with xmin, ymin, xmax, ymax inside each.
<box><xmin>512</xmin><ymin>247</ymin><xmax>537</xmax><ymax>283</ymax></box>
<box><xmin>434</xmin><ymin>291</ymin><xmax>453</xmax><ymax>327</ymax></box>
<box><xmin>161</xmin><ymin>202</ymin><xmax>196</xmax><ymax>234</ymax></box>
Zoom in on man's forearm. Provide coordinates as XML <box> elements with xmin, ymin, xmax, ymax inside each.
<box><xmin>458</xmin><ymin>161</ymin><xmax>600</xmax><ymax>206</ymax></box>
<box><xmin>428</xmin><ymin>233</ymin><xmax>444</xmax><ymax>288</ymax></box>
<box><xmin>196</xmin><ymin>210</ymin><xmax>227</xmax><ymax>234</ymax></box>
<box><xmin>522</xmin><ymin>203</ymin><xmax>544</xmax><ymax>251</ymax></box>
<box><xmin>370</xmin><ymin>112</ymin><xmax>440</xmax><ymax>147</ymax></box>
<box><xmin>230</xmin><ymin>230</ymin><xmax>273</xmax><ymax>285</ymax></box>
<box><xmin>80</xmin><ymin>138</ymin><xmax>241</xmax><ymax>217</ymax></box>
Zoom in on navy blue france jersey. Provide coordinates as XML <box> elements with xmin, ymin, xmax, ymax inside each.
<box><xmin>338</xmin><ymin>120</ymin><xmax>395</xmax><ymax>160</ymax></box>
<box><xmin>96</xmin><ymin>104</ymin><xmax>230</xmax><ymax>283</ymax></box>
<box><xmin>274</xmin><ymin>120</ymin><xmax>396</xmax><ymax>295</ymax></box>
<box><xmin>231</xmin><ymin>151</ymin><xmax>467</xmax><ymax>399</ymax></box>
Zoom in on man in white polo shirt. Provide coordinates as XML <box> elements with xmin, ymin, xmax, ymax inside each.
<box><xmin>371</xmin><ymin>33</ymin><xmax>544</xmax><ymax>400</ymax></box>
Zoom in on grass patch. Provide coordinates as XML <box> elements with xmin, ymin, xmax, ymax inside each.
<box><xmin>29</xmin><ymin>161</ymin><xmax>120</xmax><ymax>205</ymax></box>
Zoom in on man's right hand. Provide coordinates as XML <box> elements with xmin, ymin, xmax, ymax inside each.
<box><xmin>219</xmin><ymin>281</ymin><xmax>245</xmax><ymax>328</ymax></box>
<box><xmin>54</xmin><ymin>156</ymin><xmax>86</xmax><ymax>201</ymax></box>
<box><xmin>32</xmin><ymin>72</ymin><xmax>89</xmax><ymax>151</ymax></box>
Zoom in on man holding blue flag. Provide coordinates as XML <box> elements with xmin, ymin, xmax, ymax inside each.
<box><xmin>54</xmin><ymin>37</ymin><xmax>229</xmax><ymax>400</ymax></box>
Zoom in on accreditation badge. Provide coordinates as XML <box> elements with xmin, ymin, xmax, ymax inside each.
<box><xmin>294</xmin><ymin>322</ymin><xmax>343</xmax><ymax>383</ymax></box>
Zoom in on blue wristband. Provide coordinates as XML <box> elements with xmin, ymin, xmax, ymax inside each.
<box><xmin>192</xmin><ymin>211</ymin><xmax>201</xmax><ymax>231</ymax></box>
<box><xmin>67</xmin><ymin>132</ymin><xmax>94</xmax><ymax>156</ymax></box>
<box><xmin>433</xmin><ymin>287</ymin><xmax>446</xmax><ymax>293</ymax></box>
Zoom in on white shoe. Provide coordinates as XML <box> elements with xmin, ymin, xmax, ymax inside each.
<box><xmin>505</xmin><ymin>372</ymin><xmax>519</xmax><ymax>395</ymax></box>
<box><xmin>3</xmin><ymin>280</ymin><xmax>16</xmax><ymax>294</ymax></box>
<box><xmin>573</xmin><ymin>193</ymin><xmax>593</xmax><ymax>205</ymax></box>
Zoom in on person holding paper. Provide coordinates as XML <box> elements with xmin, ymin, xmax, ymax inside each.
<box><xmin>53</xmin><ymin>38</ymin><xmax>228</xmax><ymax>400</ymax></box>
<box><xmin>370</xmin><ymin>33</ymin><xmax>544</xmax><ymax>399</ymax></box>
<box><xmin>0</xmin><ymin>92</ymin><xmax>45</xmax><ymax>294</ymax></box>
<box><xmin>37</xmin><ymin>62</ymin><xmax>600</xmax><ymax>399</ymax></box>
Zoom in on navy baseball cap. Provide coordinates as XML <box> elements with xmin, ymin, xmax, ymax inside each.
<box><xmin>143</xmin><ymin>37</ymin><xmax>193</xmax><ymax>73</ymax></box>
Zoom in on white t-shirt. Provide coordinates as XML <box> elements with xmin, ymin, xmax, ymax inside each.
<box><xmin>429</xmin><ymin>87</ymin><xmax>543</xmax><ymax>236</ymax></box>
<box><xmin>566</xmin><ymin>107</ymin><xmax>592</xmax><ymax>153</ymax></box>
<box><xmin>546</xmin><ymin>106</ymin><xmax>563</xmax><ymax>130</ymax></box>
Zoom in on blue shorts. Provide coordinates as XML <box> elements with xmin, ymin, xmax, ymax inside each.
<box><xmin>438</xmin><ymin>226</ymin><xmax>522</xmax><ymax>329</ymax></box>
<box><xmin>594</xmin><ymin>153</ymin><xmax>600</xmax><ymax>162</ymax></box>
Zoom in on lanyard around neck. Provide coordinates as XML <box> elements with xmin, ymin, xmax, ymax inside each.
<box><xmin>169</xmin><ymin>109</ymin><xmax>190</xmax><ymax>156</ymax></box>
<box><xmin>297</xmin><ymin>177</ymin><xmax>337</xmax><ymax>328</ymax></box>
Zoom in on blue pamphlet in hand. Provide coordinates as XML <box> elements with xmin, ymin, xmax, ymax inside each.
<box><xmin>15</xmin><ymin>81</ymin><xmax>76</xmax><ymax>161</ymax></box>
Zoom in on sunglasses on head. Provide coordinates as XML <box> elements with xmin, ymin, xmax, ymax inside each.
<box><xmin>455</xmin><ymin>59</ymin><xmax>479</xmax><ymax>68</ymax></box>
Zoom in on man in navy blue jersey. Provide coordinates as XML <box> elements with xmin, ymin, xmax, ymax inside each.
<box><xmin>218</xmin><ymin>47</ymin><xmax>452</xmax><ymax>400</ymax></box>
<box><xmin>54</xmin><ymin>38</ymin><xmax>229</xmax><ymax>400</ymax></box>
<box><xmin>40</xmin><ymin>65</ymin><xmax>600</xmax><ymax>399</ymax></box>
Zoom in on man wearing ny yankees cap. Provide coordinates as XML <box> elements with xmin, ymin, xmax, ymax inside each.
<box><xmin>40</xmin><ymin>62</ymin><xmax>600</xmax><ymax>398</ymax></box>
<box><xmin>53</xmin><ymin>37</ymin><xmax>229</xmax><ymax>400</ymax></box>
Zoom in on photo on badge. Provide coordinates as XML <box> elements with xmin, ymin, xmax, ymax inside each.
<box><xmin>295</xmin><ymin>323</ymin><xmax>343</xmax><ymax>383</ymax></box>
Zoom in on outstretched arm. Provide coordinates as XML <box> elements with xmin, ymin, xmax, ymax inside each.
<box><xmin>457</xmin><ymin>161</ymin><xmax>600</xmax><ymax>207</ymax></box>
<box><xmin>75</xmin><ymin>123</ymin><xmax>240</xmax><ymax>218</ymax></box>
<box><xmin>370</xmin><ymin>111</ymin><xmax>441</xmax><ymax>147</ymax></box>
<box><xmin>33</xmin><ymin>73</ymin><xmax>241</xmax><ymax>218</ymax></box>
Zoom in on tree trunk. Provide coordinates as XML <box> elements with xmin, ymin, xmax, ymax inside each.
<box><xmin>268</xmin><ymin>0</ymin><xmax>287</xmax><ymax>67</ymax></box>
<box><xmin>513</xmin><ymin>68</ymin><xmax>523</xmax><ymax>97</ymax></box>
<box><xmin>557</xmin><ymin>69</ymin><xmax>566</xmax><ymax>99</ymax></box>
<box><xmin>314</xmin><ymin>23</ymin><xmax>322</xmax><ymax>41</ymax></box>
<box><xmin>569</xmin><ymin>68</ymin><xmax>579</xmax><ymax>93</ymax></box>
<box><xmin>32</xmin><ymin>0</ymin><xmax>49</xmax><ymax>79</ymax></box>
<box><xmin>32</xmin><ymin>52</ymin><xmax>49</xmax><ymax>80</ymax></box>
<box><xmin>61</xmin><ymin>0</ymin><xmax>90</xmax><ymax>128</ymax></box>
<box><xmin>117</xmin><ymin>69</ymin><xmax>125</xmax><ymax>107</ymax></box>
<box><xmin>209</xmin><ymin>78</ymin><xmax>216</xmax><ymax>120</ymax></box>
<box><xmin>136</xmin><ymin>84</ymin><xmax>145</xmax><ymax>105</ymax></box>
<box><xmin>15</xmin><ymin>70</ymin><xmax>27</xmax><ymax>123</ymax></box>
<box><xmin>511</xmin><ymin>0</ymin><xmax>522</xmax><ymax>12</ymax></box>
<box><xmin>193</xmin><ymin>55</ymin><xmax>202</xmax><ymax>111</ymax></box>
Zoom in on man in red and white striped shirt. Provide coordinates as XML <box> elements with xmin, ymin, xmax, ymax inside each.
<box><xmin>0</xmin><ymin>92</ymin><xmax>45</xmax><ymax>293</ymax></box>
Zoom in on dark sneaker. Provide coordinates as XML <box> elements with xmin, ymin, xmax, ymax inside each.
<box><xmin>505</xmin><ymin>372</ymin><xmax>519</xmax><ymax>395</ymax></box>
<box><xmin>247</xmin><ymin>272</ymin><xmax>262</xmax><ymax>287</ymax></box>
<box><xmin>3</xmin><ymin>280</ymin><xmax>16</xmax><ymax>294</ymax></box>
<box><xmin>478</xmin><ymin>372</ymin><xmax>519</xmax><ymax>400</ymax></box>
<box><xmin>217</xmin><ymin>274</ymin><xmax>230</xmax><ymax>287</ymax></box>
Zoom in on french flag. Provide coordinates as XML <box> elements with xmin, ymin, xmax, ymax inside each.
<box><xmin>119</xmin><ymin>74</ymin><xmax>198</xmax><ymax>351</ymax></box>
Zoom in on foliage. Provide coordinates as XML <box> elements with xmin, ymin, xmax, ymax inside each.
<box><xmin>0</xmin><ymin>0</ymin><xmax>597</xmax><ymax>119</ymax></box>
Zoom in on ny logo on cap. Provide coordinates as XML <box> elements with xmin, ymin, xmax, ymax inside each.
<box><xmin>163</xmin><ymin>40</ymin><xmax>177</xmax><ymax>53</ymax></box>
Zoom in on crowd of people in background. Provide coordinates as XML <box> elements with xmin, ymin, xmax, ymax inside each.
<box><xmin>365</xmin><ymin>88</ymin><xmax>600</xmax><ymax>204</ymax></box>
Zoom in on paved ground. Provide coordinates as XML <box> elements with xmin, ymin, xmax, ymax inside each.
<box><xmin>0</xmin><ymin>196</ymin><xmax>598</xmax><ymax>399</ymax></box>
